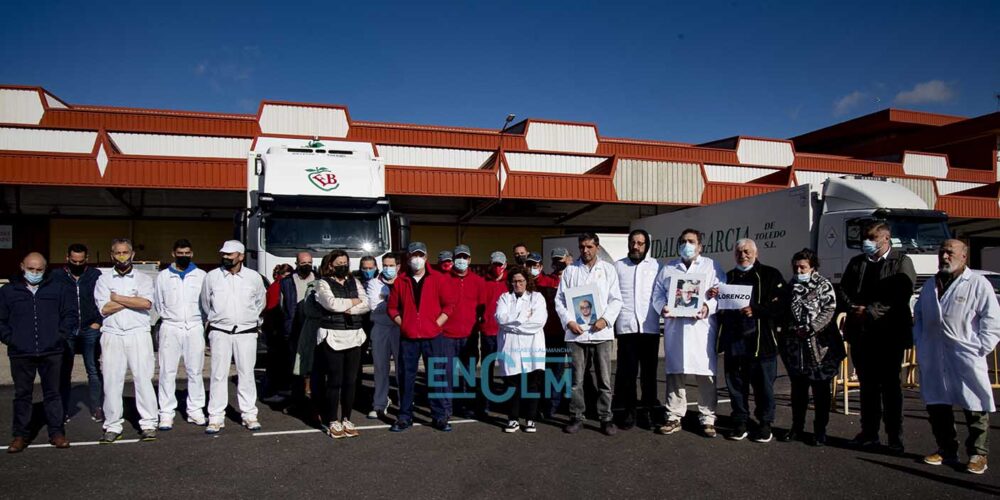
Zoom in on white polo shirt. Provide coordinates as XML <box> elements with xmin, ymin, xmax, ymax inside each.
<box><xmin>95</xmin><ymin>268</ymin><xmax>155</xmax><ymax>335</ymax></box>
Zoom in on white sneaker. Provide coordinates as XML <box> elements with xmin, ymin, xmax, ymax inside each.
<box><xmin>367</xmin><ymin>410</ymin><xmax>379</xmax><ymax>419</ymax></box>
<box><xmin>327</xmin><ymin>421</ymin><xmax>346</xmax><ymax>439</ymax></box>
<box><xmin>243</xmin><ymin>418</ymin><xmax>262</xmax><ymax>431</ymax></box>
<box><xmin>504</xmin><ymin>420</ymin><xmax>520</xmax><ymax>433</ymax></box>
<box><xmin>342</xmin><ymin>420</ymin><xmax>359</xmax><ymax>438</ymax></box>
<box><xmin>524</xmin><ymin>420</ymin><xmax>537</xmax><ymax>433</ymax></box>
<box><xmin>187</xmin><ymin>413</ymin><xmax>207</xmax><ymax>426</ymax></box>
<box><xmin>158</xmin><ymin>418</ymin><xmax>173</xmax><ymax>431</ymax></box>
<box><xmin>205</xmin><ymin>423</ymin><xmax>223</xmax><ymax>435</ymax></box>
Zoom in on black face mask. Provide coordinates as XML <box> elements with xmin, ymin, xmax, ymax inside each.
<box><xmin>296</xmin><ymin>264</ymin><xmax>313</xmax><ymax>278</ymax></box>
<box><xmin>333</xmin><ymin>265</ymin><xmax>350</xmax><ymax>278</ymax></box>
<box><xmin>552</xmin><ymin>261</ymin><xmax>567</xmax><ymax>273</ymax></box>
<box><xmin>68</xmin><ymin>263</ymin><xmax>86</xmax><ymax>276</ymax></box>
<box><xmin>175</xmin><ymin>256</ymin><xmax>192</xmax><ymax>269</ymax></box>
<box><xmin>221</xmin><ymin>257</ymin><xmax>237</xmax><ymax>270</ymax></box>
<box><xmin>514</xmin><ymin>256</ymin><xmax>526</xmax><ymax>265</ymax></box>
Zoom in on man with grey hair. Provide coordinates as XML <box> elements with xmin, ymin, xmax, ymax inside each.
<box><xmin>94</xmin><ymin>238</ymin><xmax>158</xmax><ymax>443</ymax></box>
<box><xmin>915</xmin><ymin>239</ymin><xmax>1000</xmax><ymax>475</ymax></box>
<box><xmin>717</xmin><ymin>238</ymin><xmax>785</xmax><ymax>442</ymax></box>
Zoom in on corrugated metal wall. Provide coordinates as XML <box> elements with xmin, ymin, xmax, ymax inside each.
<box><xmin>613</xmin><ymin>159</ymin><xmax>703</xmax><ymax>203</ymax></box>
<box><xmin>936</xmin><ymin>180</ymin><xmax>984</xmax><ymax>196</ymax></box>
<box><xmin>0</xmin><ymin>154</ymin><xmax>245</xmax><ymax>190</ymax></box>
<box><xmin>258</xmin><ymin>104</ymin><xmax>349</xmax><ymax>138</ymax></box>
<box><xmin>505</xmin><ymin>152</ymin><xmax>606</xmax><ymax>174</ymax></box>
<box><xmin>0</xmin><ymin>127</ymin><xmax>96</xmax><ymax>153</ymax></box>
<box><xmin>701</xmin><ymin>184</ymin><xmax>783</xmax><ymax>204</ymax></box>
<box><xmin>40</xmin><ymin>109</ymin><xmax>259</xmax><ymax>136</ymax></box>
<box><xmin>385</xmin><ymin>166</ymin><xmax>497</xmax><ymax>197</ymax></box>
<box><xmin>735</xmin><ymin>139</ymin><xmax>794</xmax><ymax>167</ymax></box>
<box><xmin>378</xmin><ymin>145</ymin><xmax>493</xmax><ymax>169</ymax></box>
<box><xmin>109</xmin><ymin>132</ymin><xmax>252</xmax><ymax>158</ymax></box>
<box><xmin>703</xmin><ymin>164</ymin><xmax>780</xmax><ymax>183</ymax></box>
<box><xmin>892</xmin><ymin>177</ymin><xmax>937</xmax><ymax>209</ymax></box>
<box><xmin>0</xmin><ymin>89</ymin><xmax>44</xmax><ymax>124</ymax></box>
<box><xmin>794</xmin><ymin>170</ymin><xmax>838</xmax><ymax>186</ymax></box>
<box><xmin>503</xmin><ymin>173</ymin><xmax>615</xmax><ymax>201</ymax></box>
<box><xmin>902</xmin><ymin>153</ymin><xmax>949</xmax><ymax>178</ymax></box>
<box><xmin>936</xmin><ymin>196</ymin><xmax>1000</xmax><ymax>218</ymax></box>
<box><xmin>524</xmin><ymin>122</ymin><xmax>598</xmax><ymax>153</ymax></box>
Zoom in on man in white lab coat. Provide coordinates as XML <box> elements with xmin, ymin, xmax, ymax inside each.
<box><xmin>201</xmin><ymin>240</ymin><xmax>267</xmax><ymax>434</ymax></box>
<box><xmin>153</xmin><ymin>239</ymin><xmax>207</xmax><ymax>429</ymax></box>
<box><xmin>613</xmin><ymin>229</ymin><xmax>662</xmax><ymax>430</ymax></box>
<box><xmin>914</xmin><ymin>239</ymin><xmax>1000</xmax><ymax>475</ymax></box>
<box><xmin>94</xmin><ymin>238</ymin><xmax>158</xmax><ymax>444</ymax></box>
<box><xmin>556</xmin><ymin>233</ymin><xmax>623</xmax><ymax>436</ymax></box>
<box><xmin>652</xmin><ymin>228</ymin><xmax>725</xmax><ymax>438</ymax></box>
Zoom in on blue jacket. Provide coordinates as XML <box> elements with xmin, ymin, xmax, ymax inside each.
<box><xmin>50</xmin><ymin>266</ymin><xmax>103</xmax><ymax>333</ymax></box>
<box><xmin>0</xmin><ymin>273</ymin><xmax>78</xmax><ymax>358</ymax></box>
<box><xmin>281</xmin><ymin>276</ymin><xmax>307</xmax><ymax>337</ymax></box>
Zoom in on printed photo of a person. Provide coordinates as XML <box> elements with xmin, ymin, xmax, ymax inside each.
<box><xmin>574</xmin><ymin>296</ymin><xmax>597</xmax><ymax>326</ymax></box>
<box><xmin>674</xmin><ymin>280</ymin><xmax>700</xmax><ymax>309</ymax></box>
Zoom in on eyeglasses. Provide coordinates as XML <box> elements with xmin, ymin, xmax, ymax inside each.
<box><xmin>511</xmin><ymin>279</ymin><xmax>527</xmax><ymax>284</ymax></box>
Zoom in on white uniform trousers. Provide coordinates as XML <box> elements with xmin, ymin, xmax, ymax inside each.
<box><xmin>101</xmin><ymin>332</ymin><xmax>158</xmax><ymax>433</ymax></box>
<box><xmin>157</xmin><ymin>322</ymin><xmax>206</xmax><ymax>421</ymax></box>
<box><xmin>665</xmin><ymin>373</ymin><xmax>718</xmax><ymax>425</ymax></box>
<box><xmin>207</xmin><ymin>331</ymin><xmax>259</xmax><ymax>425</ymax></box>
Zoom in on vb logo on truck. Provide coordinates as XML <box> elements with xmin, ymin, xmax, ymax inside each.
<box><xmin>306</xmin><ymin>166</ymin><xmax>340</xmax><ymax>191</ymax></box>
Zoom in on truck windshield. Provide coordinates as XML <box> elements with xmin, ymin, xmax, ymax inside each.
<box><xmin>884</xmin><ymin>217</ymin><xmax>950</xmax><ymax>253</ymax></box>
<box><xmin>264</xmin><ymin>214</ymin><xmax>388</xmax><ymax>256</ymax></box>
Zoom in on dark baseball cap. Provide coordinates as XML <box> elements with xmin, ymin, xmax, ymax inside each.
<box><xmin>408</xmin><ymin>242</ymin><xmax>427</xmax><ymax>255</ymax></box>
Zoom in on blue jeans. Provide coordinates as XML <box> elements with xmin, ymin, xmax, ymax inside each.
<box><xmin>60</xmin><ymin>327</ymin><xmax>103</xmax><ymax>416</ymax></box>
<box><xmin>724</xmin><ymin>353</ymin><xmax>778</xmax><ymax>425</ymax></box>
<box><xmin>397</xmin><ymin>336</ymin><xmax>451</xmax><ymax>423</ymax></box>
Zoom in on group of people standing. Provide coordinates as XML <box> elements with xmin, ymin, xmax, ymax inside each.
<box><xmin>1</xmin><ymin>223</ymin><xmax>996</xmax><ymax>475</ymax></box>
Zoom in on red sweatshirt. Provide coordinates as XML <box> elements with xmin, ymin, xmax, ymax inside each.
<box><xmin>478</xmin><ymin>271</ymin><xmax>509</xmax><ymax>337</ymax></box>
<box><xmin>441</xmin><ymin>271</ymin><xmax>486</xmax><ymax>339</ymax></box>
<box><xmin>387</xmin><ymin>268</ymin><xmax>457</xmax><ymax>340</ymax></box>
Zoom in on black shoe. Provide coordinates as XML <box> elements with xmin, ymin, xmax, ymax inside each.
<box><xmin>389</xmin><ymin>420</ymin><xmax>411</xmax><ymax>433</ymax></box>
<box><xmin>812</xmin><ymin>433</ymin><xmax>827</xmax><ymax>447</ymax></box>
<box><xmin>457</xmin><ymin>409</ymin><xmax>476</xmax><ymax>420</ymax></box>
<box><xmin>887</xmin><ymin>438</ymin><xmax>905</xmax><ymax>455</ymax></box>
<box><xmin>752</xmin><ymin>423</ymin><xmax>773</xmax><ymax>443</ymax></box>
<box><xmin>727</xmin><ymin>422</ymin><xmax>748</xmax><ymax>441</ymax></box>
<box><xmin>849</xmin><ymin>432</ymin><xmax>880</xmax><ymax>448</ymax></box>
<box><xmin>780</xmin><ymin>428</ymin><xmax>802</xmax><ymax>443</ymax></box>
<box><xmin>601</xmin><ymin>421</ymin><xmax>618</xmax><ymax>436</ymax></box>
<box><xmin>619</xmin><ymin>412</ymin><xmax>635</xmax><ymax>431</ymax></box>
<box><xmin>432</xmin><ymin>420</ymin><xmax>453</xmax><ymax>432</ymax></box>
<box><xmin>564</xmin><ymin>419</ymin><xmax>584</xmax><ymax>434</ymax></box>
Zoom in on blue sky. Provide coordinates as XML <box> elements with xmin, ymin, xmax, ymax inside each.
<box><xmin>2</xmin><ymin>0</ymin><xmax>997</xmax><ymax>143</ymax></box>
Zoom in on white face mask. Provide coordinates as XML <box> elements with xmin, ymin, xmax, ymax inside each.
<box><xmin>679</xmin><ymin>242</ymin><xmax>697</xmax><ymax>260</ymax></box>
<box><xmin>409</xmin><ymin>256</ymin><xmax>426</xmax><ymax>271</ymax></box>
<box><xmin>529</xmin><ymin>267</ymin><xmax>541</xmax><ymax>276</ymax></box>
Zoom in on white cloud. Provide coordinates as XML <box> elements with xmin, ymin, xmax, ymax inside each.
<box><xmin>833</xmin><ymin>90</ymin><xmax>866</xmax><ymax>116</ymax></box>
<box><xmin>894</xmin><ymin>80</ymin><xmax>956</xmax><ymax>105</ymax></box>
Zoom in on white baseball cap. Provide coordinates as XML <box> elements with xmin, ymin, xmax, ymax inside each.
<box><xmin>219</xmin><ymin>240</ymin><xmax>245</xmax><ymax>254</ymax></box>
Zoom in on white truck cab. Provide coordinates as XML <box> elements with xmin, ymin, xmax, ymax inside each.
<box><xmin>241</xmin><ymin>138</ymin><xmax>406</xmax><ymax>277</ymax></box>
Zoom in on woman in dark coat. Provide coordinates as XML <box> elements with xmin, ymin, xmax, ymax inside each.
<box><xmin>779</xmin><ymin>248</ymin><xmax>846</xmax><ymax>446</ymax></box>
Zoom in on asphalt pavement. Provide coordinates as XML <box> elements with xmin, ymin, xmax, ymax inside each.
<box><xmin>0</xmin><ymin>366</ymin><xmax>997</xmax><ymax>499</ymax></box>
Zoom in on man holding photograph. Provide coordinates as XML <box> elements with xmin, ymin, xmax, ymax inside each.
<box><xmin>653</xmin><ymin>228</ymin><xmax>726</xmax><ymax>438</ymax></box>
<box><xmin>556</xmin><ymin>233</ymin><xmax>623</xmax><ymax>436</ymax></box>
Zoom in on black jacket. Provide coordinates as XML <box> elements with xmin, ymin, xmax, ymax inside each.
<box><xmin>50</xmin><ymin>266</ymin><xmax>103</xmax><ymax>332</ymax></box>
<box><xmin>0</xmin><ymin>273</ymin><xmax>78</xmax><ymax>358</ymax></box>
<box><xmin>837</xmin><ymin>249</ymin><xmax>916</xmax><ymax>349</ymax></box>
<box><xmin>717</xmin><ymin>261</ymin><xmax>786</xmax><ymax>358</ymax></box>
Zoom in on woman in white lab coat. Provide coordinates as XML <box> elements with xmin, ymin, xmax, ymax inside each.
<box><xmin>495</xmin><ymin>267</ymin><xmax>548</xmax><ymax>433</ymax></box>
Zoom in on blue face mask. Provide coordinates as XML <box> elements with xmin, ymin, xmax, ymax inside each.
<box><xmin>796</xmin><ymin>273</ymin><xmax>811</xmax><ymax>283</ymax></box>
<box><xmin>381</xmin><ymin>266</ymin><xmax>397</xmax><ymax>280</ymax></box>
<box><xmin>24</xmin><ymin>271</ymin><xmax>43</xmax><ymax>285</ymax></box>
<box><xmin>361</xmin><ymin>269</ymin><xmax>376</xmax><ymax>280</ymax></box>
<box><xmin>862</xmin><ymin>239</ymin><xmax>879</xmax><ymax>257</ymax></box>
<box><xmin>679</xmin><ymin>242</ymin><xmax>697</xmax><ymax>260</ymax></box>
<box><xmin>453</xmin><ymin>258</ymin><xmax>470</xmax><ymax>272</ymax></box>
<box><xmin>736</xmin><ymin>263</ymin><xmax>753</xmax><ymax>272</ymax></box>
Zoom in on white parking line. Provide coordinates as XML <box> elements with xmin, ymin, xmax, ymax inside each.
<box><xmin>29</xmin><ymin>438</ymin><xmax>141</xmax><ymax>449</ymax></box>
<box><xmin>252</xmin><ymin>419</ymin><xmax>478</xmax><ymax>437</ymax></box>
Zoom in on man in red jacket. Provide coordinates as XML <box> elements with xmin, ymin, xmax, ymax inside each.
<box><xmin>387</xmin><ymin>242</ymin><xmax>456</xmax><ymax>432</ymax></box>
<box><xmin>441</xmin><ymin>244</ymin><xmax>486</xmax><ymax>418</ymax></box>
<box><xmin>477</xmin><ymin>251</ymin><xmax>509</xmax><ymax>416</ymax></box>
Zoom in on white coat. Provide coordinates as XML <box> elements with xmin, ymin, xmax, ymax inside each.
<box><xmin>154</xmin><ymin>266</ymin><xmax>207</xmax><ymax>327</ymax></box>
<box><xmin>652</xmin><ymin>256</ymin><xmax>726</xmax><ymax>376</ymax></box>
<box><xmin>614</xmin><ymin>255</ymin><xmax>661</xmax><ymax>334</ymax></box>
<box><xmin>495</xmin><ymin>291</ymin><xmax>548</xmax><ymax>376</ymax></box>
<box><xmin>555</xmin><ymin>259</ymin><xmax>623</xmax><ymax>343</ymax></box>
<box><xmin>914</xmin><ymin>268</ymin><xmax>1000</xmax><ymax>412</ymax></box>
